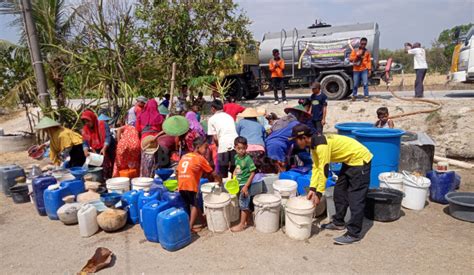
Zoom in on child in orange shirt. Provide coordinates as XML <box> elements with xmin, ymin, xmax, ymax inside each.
<box><xmin>177</xmin><ymin>136</ymin><xmax>222</xmax><ymax>232</ymax></box>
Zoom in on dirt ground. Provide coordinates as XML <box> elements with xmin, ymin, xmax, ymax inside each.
<box><xmin>1</xmin><ymin>94</ymin><xmax>474</xmax><ymax>274</ymax></box>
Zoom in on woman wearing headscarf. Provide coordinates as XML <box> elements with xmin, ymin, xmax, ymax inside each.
<box><xmin>136</xmin><ymin>99</ymin><xmax>164</xmax><ymax>140</ymax></box>
<box><xmin>113</xmin><ymin>125</ymin><xmax>141</xmax><ymax>177</ymax></box>
<box><xmin>177</xmin><ymin>111</ymin><xmax>206</xmax><ymax>154</ymax></box>
<box><xmin>81</xmin><ymin>109</ymin><xmax>116</xmax><ymax>179</ymax></box>
<box><xmin>35</xmin><ymin>117</ymin><xmax>85</xmax><ymax>167</ymax></box>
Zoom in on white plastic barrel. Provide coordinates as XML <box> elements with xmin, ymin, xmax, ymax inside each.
<box><xmin>106</xmin><ymin>177</ymin><xmax>130</xmax><ymax>194</ymax></box>
<box><xmin>87</xmin><ymin>153</ymin><xmax>104</xmax><ymax>167</ymax></box>
<box><xmin>200</xmin><ymin>182</ymin><xmax>219</xmax><ymax>215</ymax></box>
<box><xmin>379</xmin><ymin>172</ymin><xmax>404</xmax><ymax>192</ymax></box>
<box><xmin>131</xmin><ymin>177</ymin><xmax>153</xmax><ymax>191</ymax></box>
<box><xmin>204</xmin><ymin>193</ymin><xmax>231</xmax><ymax>233</ymax></box>
<box><xmin>253</xmin><ymin>194</ymin><xmax>281</xmax><ymax>233</ymax></box>
<box><xmin>285</xmin><ymin>196</ymin><xmax>315</xmax><ymax>240</ymax></box>
<box><xmin>78</xmin><ymin>204</ymin><xmax>99</xmax><ymax>237</ymax></box>
<box><xmin>273</xmin><ymin>180</ymin><xmax>297</xmax><ymax>206</ymax></box>
<box><xmin>402</xmin><ymin>175</ymin><xmax>431</xmax><ymax>210</ymax></box>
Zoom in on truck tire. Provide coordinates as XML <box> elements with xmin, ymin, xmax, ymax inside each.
<box><xmin>244</xmin><ymin>92</ymin><xmax>259</xmax><ymax>100</ymax></box>
<box><xmin>225</xmin><ymin>77</ymin><xmax>245</xmax><ymax>100</ymax></box>
<box><xmin>321</xmin><ymin>74</ymin><xmax>348</xmax><ymax>100</ymax></box>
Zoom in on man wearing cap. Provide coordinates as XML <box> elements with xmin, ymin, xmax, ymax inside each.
<box><xmin>127</xmin><ymin>96</ymin><xmax>147</xmax><ymax>126</ymax></box>
<box><xmin>290</xmin><ymin>124</ymin><xmax>373</xmax><ymax>245</ymax></box>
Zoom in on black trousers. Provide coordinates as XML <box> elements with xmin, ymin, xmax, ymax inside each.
<box><xmin>332</xmin><ymin>161</ymin><xmax>371</xmax><ymax>238</ymax></box>
<box><xmin>272</xmin><ymin>77</ymin><xmax>286</xmax><ymax>101</ymax></box>
<box><xmin>415</xmin><ymin>69</ymin><xmax>427</xmax><ymax>97</ymax></box>
<box><xmin>312</xmin><ymin>120</ymin><xmax>323</xmax><ymax>135</ymax></box>
<box><xmin>217</xmin><ymin>150</ymin><xmax>236</xmax><ymax>178</ymax></box>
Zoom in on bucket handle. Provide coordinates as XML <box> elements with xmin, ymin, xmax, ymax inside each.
<box><xmin>402</xmin><ymin>170</ymin><xmax>423</xmax><ymax>187</ymax></box>
<box><xmin>285</xmin><ymin>210</ymin><xmax>313</xmax><ymax>228</ymax></box>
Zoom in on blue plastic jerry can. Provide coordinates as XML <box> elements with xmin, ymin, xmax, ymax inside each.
<box><xmin>121</xmin><ymin>190</ymin><xmax>141</xmax><ymax>224</ymax></box>
<box><xmin>142</xmin><ymin>200</ymin><xmax>172</xmax><ymax>242</ymax></box>
<box><xmin>157</xmin><ymin>207</ymin><xmax>191</xmax><ymax>251</ymax></box>
<box><xmin>32</xmin><ymin>176</ymin><xmax>57</xmax><ymax>216</ymax></box>
<box><xmin>138</xmin><ymin>191</ymin><xmax>159</xmax><ymax>227</ymax></box>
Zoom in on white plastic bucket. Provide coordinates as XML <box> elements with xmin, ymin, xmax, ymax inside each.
<box><xmin>324</xmin><ymin>186</ymin><xmax>351</xmax><ymax>223</ymax></box>
<box><xmin>106</xmin><ymin>177</ymin><xmax>130</xmax><ymax>194</ymax></box>
<box><xmin>229</xmin><ymin>194</ymin><xmax>240</xmax><ymax>223</ymax></box>
<box><xmin>87</xmin><ymin>153</ymin><xmax>104</xmax><ymax>167</ymax></box>
<box><xmin>131</xmin><ymin>177</ymin><xmax>154</xmax><ymax>191</ymax></box>
<box><xmin>285</xmin><ymin>196</ymin><xmax>315</xmax><ymax>240</ymax></box>
<box><xmin>273</xmin><ymin>180</ymin><xmax>297</xmax><ymax>206</ymax></box>
<box><xmin>253</xmin><ymin>194</ymin><xmax>281</xmax><ymax>233</ymax></box>
<box><xmin>378</xmin><ymin>172</ymin><xmax>404</xmax><ymax>192</ymax></box>
<box><xmin>402</xmin><ymin>175</ymin><xmax>431</xmax><ymax>210</ymax></box>
<box><xmin>204</xmin><ymin>193</ymin><xmax>231</xmax><ymax>233</ymax></box>
<box><xmin>263</xmin><ymin>174</ymin><xmax>278</xmax><ymax>193</ymax></box>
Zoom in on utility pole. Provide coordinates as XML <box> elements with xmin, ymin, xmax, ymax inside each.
<box><xmin>20</xmin><ymin>0</ymin><xmax>51</xmax><ymax>110</ymax></box>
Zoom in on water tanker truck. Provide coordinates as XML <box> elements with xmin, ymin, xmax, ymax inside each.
<box><xmin>224</xmin><ymin>21</ymin><xmax>391</xmax><ymax>100</ymax></box>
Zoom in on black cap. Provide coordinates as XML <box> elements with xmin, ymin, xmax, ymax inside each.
<box><xmin>289</xmin><ymin>124</ymin><xmax>312</xmax><ymax>140</ymax></box>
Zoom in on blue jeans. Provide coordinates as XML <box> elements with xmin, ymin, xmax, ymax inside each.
<box><xmin>352</xmin><ymin>70</ymin><xmax>369</xmax><ymax>97</ymax></box>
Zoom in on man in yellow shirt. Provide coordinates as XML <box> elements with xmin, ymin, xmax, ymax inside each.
<box><xmin>290</xmin><ymin>124</ymin><xmax>373</xmax><ymax>245</ymax></box>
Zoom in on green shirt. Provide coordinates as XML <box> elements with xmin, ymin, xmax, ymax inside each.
<box><xmin>234</xmin><ymin>154</ymin><xmax>256</xmax><ymax>186</ymax></box>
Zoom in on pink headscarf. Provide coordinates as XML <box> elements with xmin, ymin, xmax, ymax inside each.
<box><xmin>185</xmin><ymin>111</ymin><xmax>205</xmax><ymax>136</ymax></box>
<box><xmin>137</xmin><ymin>99</ymin><xmax>163</xmax><ymax>129</ymax></box>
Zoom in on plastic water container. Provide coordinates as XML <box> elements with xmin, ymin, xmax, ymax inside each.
<box><xmin>262</xmin><ymin>174</ymin><xmax>278</xmax><ymax>193</ymax></box>
<box><xmin>273</xmin><ymin>180</ymin><xmax>298</xmax><ymax>206</ymax></box>
<box><xmin>402</xmin><ymin>174</ymin><xmax>431</xmax><ymax>210</ymax></box>
<box><xmin>426</xmin><ymin>171</ymin><xmax>456</xmax><ymax>204</ymax></box>
<box><xmin>32</xmin><ymin>176</ymin><xmax>57</xmax><ymax>216</ymax></box>
<box><xmin>335</xmin><ymin>122</ymin><xmax>374</xmax><ymax>138</ymax></box>
<box><xmin>0</xmin><ymin>164</ymin><xmax>26</xmax><ymax>196</ymax></box>
<box><xmin>285</xmin><ymin>196</ymin><xmax>315</xmax><ymax>240</ymax></box>
<box><xmin>121</xmin><ymin>190</ymin><xmax>141</xmax><ymax>224</ymax></box>
<box><xmin>87</xmin><ymin>152</ymin><xmax>104</xmax><ymax>166</ymax></box>
<box><xmin>157</xmin><ymin>207</ymin><xmax>192</xmax><ymax>251</ymax></box>
<box><xmin>78</xmin><ymin>204</ymin><xmax>99</xmax><ymax>237</ymax></box>
<box><xmin>106</xmin><ymin>177</ymin><xmax>130</xmax><ymax>194</ymax></box>
<box><xmin>149</xmin><ymin>183</ymin><xmax>168</xmax><ymax>200</ymax></box>
<box><xmin>142</xmin><ymin>200</ymin><xmax>172</xmax><ymax>243</ymax></box>
<box><xmin>353</xmin><ymin>128</ymin><xmax>405</xmax><ymax>189</ymax></box>
<box><xmin>204</xmin><ymin>193</ymin><xmax>231</xmax><ymax>233</ymax></box>
<box><xmin>296</xmin><ymin>174</ymin><xmax>311</xmax><ymax>195</ymax></box>
<box><xmin>279</xmin><ymin>170</ymin><xmax>303</xmax><ymax>182</ymax></box>
<box><xmin>253</xmin><ymin>194</ymin><xmax>281</xmax><ymax>233</ymax></box>
<box><xmin>162</xmin><ymin>191</ymin><xmax>188</xmax><ymax>213</ymax></box>
<box><xmin>43</xmin><ymin>184</ymin><xmax>67</xmax><ymax>220</ymax></box>
<box><xmin>138</xmin><ymin>191</ymin><xmax>159</xmax><ymax>226</ymax></box>
<box><xmin>61</xmin><ymin>179</ymin><xmax>85</xmax><ymax>196</ymax></box>
<box><xmin>132</xmin><ymin>177</ymin><xmax>154</xmax><ymax>191</ymax></box>
<box><xmin>378</xmin><ymin>172</ymin><xmax>404</xmax><ymax>192</ymax></box>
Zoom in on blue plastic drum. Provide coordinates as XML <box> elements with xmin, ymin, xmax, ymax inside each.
<box><xmin>335</xmin><ymin>122</ymin><xmax>374</xmax><ymax>138</ymax></box>
<box><xmin>353</xmin><ymin>128</ymin><xmax>405</xmax><ymax>189</ymax></box>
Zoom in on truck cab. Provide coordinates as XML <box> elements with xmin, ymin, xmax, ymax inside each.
<box><xmin>449</xmin><ymin>26</ymin><xmax>474</xmax><ymax>83</ymax></box>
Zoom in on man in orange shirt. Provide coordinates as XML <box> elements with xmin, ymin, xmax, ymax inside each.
<box><xmin>177</xmin><ymin>136</ymin><xmax>222</xmax><ymax>231</ymax></box>
<box><xmin>269</xmin><ymin>49</ymin><xmax>287</xmax><ymax>105</ymax></box>
<box><xmin>349</xmin><ymin>37</ymin><xmax>372</xmax><ymax>102</ymax></box>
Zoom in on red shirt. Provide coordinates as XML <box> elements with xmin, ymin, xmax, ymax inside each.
<box><xmin>223</xmin><ymin>103</ymin><xmax>246</xmax><ymax>121</ymax></box>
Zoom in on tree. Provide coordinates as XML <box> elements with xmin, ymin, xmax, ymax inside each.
<box><xmin>437</xmin><ymin>23</ymin><xmax>473</xmax><ymax>61</ymax></box>
<box><xmin>135</xmin><ymin>0</ymin><xmax>254</xmax><ymax>91</ymax></box>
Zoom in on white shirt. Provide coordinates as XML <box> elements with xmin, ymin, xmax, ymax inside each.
<box><xmin>208</xmin><ymin>111</ymin><xmax>238</xmax><ymax>153</ymax></box>
<box><xmin>126</xmin><ymin>106</ymin><xmax>137</xmax><ymax>126</ymax></box>
<box><xmin>408</xmin><ymin>48</ymin><xmax>428</xmax><ymax>69</ymax></box>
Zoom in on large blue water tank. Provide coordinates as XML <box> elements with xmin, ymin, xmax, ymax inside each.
<box><xmin>121</xmin><ymin>190</ymin><xmax>140</xmax><ymax>224</ymax></box>
<box><xmin>142</xmin><ymin>200</ymin><xmax>172</xmax><ymax>242</ymax></box>
<box><xmin>353</xmin><ymin>128</ymin><xmax>405</xmax><ymax>189</ymax></box>
<box><xmin>157</xmin><ymin>207</ymin><xmax>191</xmax><ymax>251</ymax></box>
<box><xmin>335</xmin><ymin>122</ymin><xmax>374</xmax><ymax>138</ymax></box>
<box><xmin>32</xmin><ymin>176</ymin><xmax>57</xmax><ymax>216</ymax></box>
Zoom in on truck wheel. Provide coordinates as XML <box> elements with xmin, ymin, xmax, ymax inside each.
<box><xmin>244</xmin><ymin>92</ymin><xmax>259</xmax><ymax>100</ymax></box>
<box><xmin>225</xmin><ymin>77</ymin><xmax>244</xmax><ymax>100</ymax></box>
<box><xmin>321</xmin><ymin>74</ymin><xmax>348</xmax><ymax>100</ymax></box>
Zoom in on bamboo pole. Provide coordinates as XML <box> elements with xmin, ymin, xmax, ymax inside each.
<box><xmin>167</xmin><ymin>62</ymin><xmax>177</xmax><ymax>117</ymax></box>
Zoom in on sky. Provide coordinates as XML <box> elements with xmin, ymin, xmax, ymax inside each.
<box><xmin>0</xmin><ymin>0</ymin><xmax>473</xmax><ymax>49</ymax></box>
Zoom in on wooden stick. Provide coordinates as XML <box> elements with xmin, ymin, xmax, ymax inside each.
<box><xmin>434</xmin><ymin>155</ymin><xmax>473</xmax><ymax>169</ymax></box>
<box><xmin>168</xmin><ymin>62</ymin><xmax>177</xmax><ymax>117</ymax></box>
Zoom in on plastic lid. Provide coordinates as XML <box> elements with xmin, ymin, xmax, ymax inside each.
<box><xmin>47</xmin><ymin>183</ymin><xmax>61</xmax><ymax>190</ymax></box>
<box><xmin>286</xmin><ymin>196</ymin><xmax>314</xmax><ymax>211</ymax></box>
<box><xmin>273</xmin><ymin>180</ymin><xmax>297</xmax><ymax>192</ymax></box>
<box><xmin>353</xmin><ymin>128</ymin><xmax>406</xmax><ymax>138</ymax></box>
<box><xmin>253</xmin><ymin>194</ymin><xmax>281</xmax><ymax>206</ymax></box>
